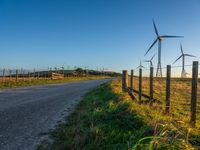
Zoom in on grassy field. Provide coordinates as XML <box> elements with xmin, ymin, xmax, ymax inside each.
<box><xmin>0</xmin><ymin>76</ymin><xmax>110</xmax><ymax>89</ymax></box>
<box><xmin>38</xmin><ymin>78</ymin><xmax>200</xmax><ymax>150</ymax></box>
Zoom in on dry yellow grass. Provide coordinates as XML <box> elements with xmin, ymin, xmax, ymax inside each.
<box><xmin>128</xmin><ymin>76</ymin><xmax>200</xmax><ymax>128</ymax></box>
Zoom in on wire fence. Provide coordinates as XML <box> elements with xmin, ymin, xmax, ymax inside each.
<box><xmin>122</xmin><ymin>61</ymin><xmax>200</xmax><ymax>127</ymax></box>
<box><xmin>1</xmin><ymin>69</ymin><xmax>43</xmax><ymax>82</ymax></box>
<box><xmin>0</xmin><ymin>68</ymin><xmax>74</xmax><ymax>83</ymax></box>
<box><xmin>0</xmin><ymin>67</ymin><xmax>116</xmax><ymax>83</ymax></box>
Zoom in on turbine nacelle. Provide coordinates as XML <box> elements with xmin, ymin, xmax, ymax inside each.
<box><xmin>158</xmin><ymin>36</ymin><xmax>164</xmax><ymax>41</ymax></box>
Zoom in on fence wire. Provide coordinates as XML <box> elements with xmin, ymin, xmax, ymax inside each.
<box><xmin>130</xmin><ymin>64</ymin><xmax>200</xmax><ymax>126</ymax></box>
<box><xmin>153</xmin><ymin>68</ymin><xmax>166</xmax><ymax>110</ymax></box>
<box><xmin>170</xmin><ymin>65</ymin><xmax>192</xmax><ymax>123</ymax></box>
<box><xmin>141</xmin><ymin>69</ymin><xmax>150</xmax><ymax>97</ymax></box>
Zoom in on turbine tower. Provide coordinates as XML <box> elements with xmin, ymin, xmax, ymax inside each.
<box><xmin>145</xmin><ymin>20</ymin><xmax>183</xmax><ymax>77</ymax></box>
<box><xmin>144</xmin><ymin>54</ymin><xmax>156</xmax><ymax>67</ymax></box>
<box><xmin>173</xmin><ymin>43</ymin><xmax>196</xmax><ymax>78</ymax></box>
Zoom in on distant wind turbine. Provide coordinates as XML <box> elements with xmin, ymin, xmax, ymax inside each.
<box><xmin>136</xmin><ymin>60</ymin><xmax>145</xmax><ymax>69</ymax></box>
<box><xmin>144</xmin><ymin>54</ymin><xmax>156</xmax><ymax>67</ymax></box>
<box><xmin>145</xmin><ymin>19</ymin><xmax>183</xmax><ymax>77</ymax></box>
<box><xmin>173</xmin><ymin>43</ymin><xmax>196</xmax><ymax>78</ymax></box>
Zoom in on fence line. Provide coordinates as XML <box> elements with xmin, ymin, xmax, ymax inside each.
<box><xmin>0</xmin><ymin>68</ymin><xmax>91</xmax><ymax>83</ymax></box>
<box><xmin>122</xmin><ymin>61</ymin><xmax>199</xmax><ymax>126</ymax></box>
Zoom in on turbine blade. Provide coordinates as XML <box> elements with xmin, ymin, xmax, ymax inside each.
<box><xmin>136</xmin><ymin>66</ymin><xmax>140</xmax><ymax>69</ymax></box>
<box><xmin>173</xmin><ymin>55</ymin><xmax>182</xmax><ymax>64</ymax></box>
<box><xmin>151</xmin><ymin>53</ymin><xmax>156</xmax><ymax>61</ymax></box>
<box><xmin>145</xmin><ymin>39</ymin><xmax>157</xmax><ymax>56</ymax></box>
<box><xmin>180</xmin><ymin>43</ymin><xmax>183</xmax><ymax>54</ymax></box>
<box><xmin>144</xmin><ymin>60</ymin><xmax>150</xmax><ymax>62</ymax></box>
<box><xmin>153</xmin><ymin>19</ymin><xmax>159</xmax><ymax>37</ymax></box>
<box><xmin>184</xmin><ymin>54</ymin><xmax>196</xmax><ymax>57</ymax></box>
<box><xmin>162</xmin><ymin>35</ymin><xmax>184</xmax><ymax>38</ymax></box>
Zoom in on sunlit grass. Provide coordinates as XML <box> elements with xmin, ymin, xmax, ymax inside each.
<box><xmin>132</xmin><ymin>76</ymin><xmax>200</xmax><ymax>127</ymax></box>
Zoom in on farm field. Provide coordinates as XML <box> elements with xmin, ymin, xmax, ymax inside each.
<box><xmin>38</xmin><ymin>78</ymin><xmax>200</xmax><ymax>150</ymax></box>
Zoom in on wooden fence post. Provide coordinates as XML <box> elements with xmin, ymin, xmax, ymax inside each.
<box><xmin>166</xmin><ymin>65</ymin><xmax>171</xmax><ymax>113</ymax></box>
<box><xmin>130</xmin><ymin>70</ymin><xmax>134</xmax><ymax>91</ymax></box>
<box><xmin>122</xmin><ymin>70</ymin><xmax>128</xmax><ymax>92</ymax></box>
<box><xmin>16</xmin><ymin>69</ymin><xmax>18</xmax><ymax>82</ymax></box>
<box><xmin>190</xmin><ymin>61</ymin><xmax>198</xmax><ymax>126</ymax></box>
<box><xmin>150</xmin><ymin>66</ymin><xmax>154</xmax><ymax>103</ymax></box>
<box><xmin>139</xmin><ymin>68</ymin><xmax>142</xmax><ymax>102</ymax></box>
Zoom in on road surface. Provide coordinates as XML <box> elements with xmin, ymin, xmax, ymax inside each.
<box><xmin>0</xmin><ymin>78</ymin><xmax>111</xmax><ymax>150</ymax></box>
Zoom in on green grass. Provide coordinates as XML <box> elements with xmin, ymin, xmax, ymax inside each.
<box><xmin>37</xmin><ymin>79</ymin><xmax>152</xmax><ymax>150</ymax></box>
<box><xmin>0</xmin><ymin>76</ymin><xmax>109</xmax><ymax>89</ymax></box>
<box><xmin>37</xmin><ymin>78</ymin><xmax>200</xmax><ymax>150</ymax></box>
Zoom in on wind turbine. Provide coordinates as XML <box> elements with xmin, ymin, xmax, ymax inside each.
<box><xmin>173</xmin><ymin>43</ymin><xmax>196</xmax><ymax>78</ymax></box>
<box><xmin>136</xmin><ymin>60</ymin><xmax>145</xmax><ymax>69</ymax></box>
<box><xmin>144</xmin><ymin>54</ymin><xmax>156</xmax><ymax>67</ymax></box>
<box><xmin>145</xmin><ymin>20</ymin><xmax>183</xmax><ymax>77</ymax></box>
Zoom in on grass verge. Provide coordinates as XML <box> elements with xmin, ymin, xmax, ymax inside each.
<box><xmin>0</xmin><ymin>76</ymin><xmax>109</xmax><ymax>89</ymax></box>
<box><xmin>38</xmin><ymin>78</ymin><xmax>200</xmax><ymax>150</ymax></box>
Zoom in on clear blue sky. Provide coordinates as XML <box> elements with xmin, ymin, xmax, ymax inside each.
<box><xmin>0</xmin><ymin>0</ymin><xmax>200</xmax><ymax>72</ymax></box>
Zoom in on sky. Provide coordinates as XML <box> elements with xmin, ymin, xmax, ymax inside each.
<box><xmin>0</xmin><ymin>0</ymin><xmax>200</xmax><ymax>72</ymax></box>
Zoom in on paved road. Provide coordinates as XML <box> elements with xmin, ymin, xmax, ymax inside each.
<box><xmin>0</xmin><ymin>78</ymin><xmax>111</xmax><ymax>150</ymax></box>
